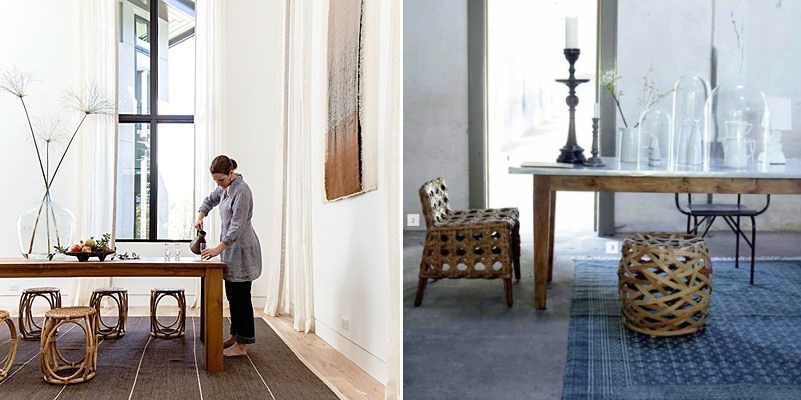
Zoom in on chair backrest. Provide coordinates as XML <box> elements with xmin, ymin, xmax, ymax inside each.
<box><xmin>418</xmin><ymin>177</ymin><xmax>452</xmax><ymax>228</ymax></box>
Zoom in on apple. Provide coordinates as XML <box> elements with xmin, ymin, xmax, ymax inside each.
<box><xmin>102</xmin><ymin>246</ymin><xmax>112</xmax><ymax>253</ymax></box>
<box><xmin>81</xmin><ymin>246</ymin><xmax>92</xmax><ymax>253</ymax></box>
<box><xmin>85</xmin><ymin>237</ymin><xmax>96</xmax><ymax>249</ymax></box>
<box><xmin>70</xmin><ymin>244</ymin><xmax>82</xmax><ymax>253</ymax></box>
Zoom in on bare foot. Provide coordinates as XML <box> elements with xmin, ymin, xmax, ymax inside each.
<box><xmin>223</xmin><ymin>336</ymin><xmax>236</xmax><ymax>349</ymax></box>
<box><xmin>223</xmin><ymin>343</ymin><xmax>248</xmax><ymax>357</ymax></box>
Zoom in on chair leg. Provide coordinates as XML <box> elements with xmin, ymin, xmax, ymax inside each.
<box><xmin>513</xmin><ymin>223</ymin><xmax>521</xmax><ymax>281</ymax></box>
<box><xmin>735</xmin><ymin>216</ymin><xmax>741</xmax><ymax>269</ymax></box>
<box><xmin>686</xmin><ymin>215</ymin><xmax>691</xmax><ymax>234</ymax></box>
<box><xmin>503</xmin><ymin>278</ymin><xmax>513</xmax><ymax>308</ymax></box>
<box><xmin>414</xmin><ymin>278</ymin><xmax>428</xmax><ymax>307</ymax></box>
<box><xmin>750</xmin><ymin>216</ymin><xmax>756</xmax><ymax>285</ymax></box>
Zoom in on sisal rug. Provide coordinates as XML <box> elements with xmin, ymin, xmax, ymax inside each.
<box><xmin>0</xmin><ymin>317</ymin><xmax>338</xmax><ymax>400</ymax></box>
<box><xmin>564</xmin><ymin>259</ymin><xmax>801</xmax><ymax>400</ymax></box>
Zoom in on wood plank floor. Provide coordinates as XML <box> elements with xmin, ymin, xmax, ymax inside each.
<box><xmin>5</xmin><ymin>306</ymin><xmax>383</xmax><ymax>400</ymax></box>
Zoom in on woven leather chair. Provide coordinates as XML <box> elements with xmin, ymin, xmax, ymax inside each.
<box><xmin>415</xmin><ymin>177</ymin><xmax>520</xmax><ymax>307</ymax></box>
<box><xmin>675</xmin><ymin>193</ymin><xmax>770</xmax><ymax>284</ymax></box>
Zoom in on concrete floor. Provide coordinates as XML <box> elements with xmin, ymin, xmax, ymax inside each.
<box><xmin>403</xmin><ymin>228</ymin><xmax>801</xmax><ymax>399</ymax></box>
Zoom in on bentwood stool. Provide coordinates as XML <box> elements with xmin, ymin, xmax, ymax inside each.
<box><xmin>19</xmin><ymin>287</ymin><xmax>62</xmax><ymax>340</ymax></box>
<box><xmin>40</xmin><ymin>307</ymin><xmax>98</xmax><ymax>384</ymax></box>
<box><xmin>89</xmin><ymin>287</ymin><xmax>128</xmax><ymax>339</ymax></box>
<box><xmin>618</xmin><ymin>232</ymin><xmax>713</xmax><ymax>337</ymax></box>
<box><xmin>416</xmin><ymin>177</ymin><xmax>517</xmax><ymax>307</ymax></box>
<box><xmin>0</xmin><ymin>310</ymin><xmax>18</xmax><ymax>382</ymax></box>
<box><xmin>150</xmin><ymin>287</ymin><xmax>186</xmax><ymax>339</ymax></box>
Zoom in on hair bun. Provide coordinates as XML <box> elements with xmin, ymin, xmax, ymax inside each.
<box><xmin>230</xmin><ymin>158</ymin><xmax>237</xmax><ymax>170</ymax></box>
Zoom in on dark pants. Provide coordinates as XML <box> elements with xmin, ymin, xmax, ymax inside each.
<box><xmin>225</xmin><ymin>280</ymin><xmax>255</xmax><ymax>344</ymax></box>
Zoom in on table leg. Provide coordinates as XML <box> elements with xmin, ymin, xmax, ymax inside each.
<box><xmin>534</xmin><ymin>175</ymin><xmax>551</xmax><ymax>309</ymax></box>
<box><xmin>204</xmin><ymin>268</ymin><xmax>224</xmax><ymax>371</ymax></box>
<box><xmin>200</xmin><ymin>277</ymin><xmax>205</xmax><ymax>343</ymax></box>
<box><xmin>548</xmin><ymin>191</ymin><xmax>556</xmax><ymax>283</ymax></box>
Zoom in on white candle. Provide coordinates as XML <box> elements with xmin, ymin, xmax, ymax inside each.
<box><xmin>565</xmin><ymin>17</ymin><xmax>578</xmax><ymax>49</ymax></box>
<box><xmin>594</xmin><ymin>103</ymin><xmax>600</xmax><ymax>118</ymax></box>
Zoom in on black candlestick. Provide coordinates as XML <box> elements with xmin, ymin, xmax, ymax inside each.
<box><xmin>585</xmin><ymin>117</ymin><xmax>605</xmax><ymax>167</ymax></box>
<box><xmin>555</xmin><ymin>48</ymin><xmax>589</xmax><ymax>164</ymax></box>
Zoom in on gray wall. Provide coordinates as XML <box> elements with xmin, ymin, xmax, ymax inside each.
<box><xmin>403</xmin><ymin>0</ymin><xmax>469</xmax><ymax>230</ymax></box>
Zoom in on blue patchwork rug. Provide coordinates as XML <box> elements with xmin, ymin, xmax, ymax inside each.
<box><xmin>564</xmin><ymin>259</ymin><xmax>801</xmax><ymax>400</ymax></box>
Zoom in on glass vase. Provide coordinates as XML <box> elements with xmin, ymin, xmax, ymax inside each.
<box><xmin>16</xmin><ymin>193</ymin><xmax>75</xmax><ymax>260</ymax></box>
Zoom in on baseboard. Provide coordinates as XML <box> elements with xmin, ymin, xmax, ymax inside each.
<box><xmin>314</xmin><ymin>318</ymin><xmax>387</xmax><ymax>383</ymax></box>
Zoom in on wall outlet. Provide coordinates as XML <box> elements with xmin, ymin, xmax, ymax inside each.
<box><xmin>8</xmin><ymin>282</ymin><xmax>19</xmax><ymax>292</ymax></box>
<box><xmin>341</xmin><ymin>317</ymin><xmax>349</xmax><ymax>331</ymax></box>
<box><xmin>605</xmin><ymin>241</ymin><xmax>620</xmax><ymax>254</ymax></box>
<box><xmin>407</xmin><ymin>213</ymin><xmax>420</xmax><ymax>227</ymax></box>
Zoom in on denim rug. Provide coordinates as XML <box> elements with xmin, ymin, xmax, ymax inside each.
<box><xmin>564</xmin><ymin>259</ymin><xmax>801</xmax><ymax>400</ymax></box>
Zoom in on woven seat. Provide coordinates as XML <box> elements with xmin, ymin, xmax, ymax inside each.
<box><xmin>0</xmin><ymin>310</ymin><xmax>18</xmax><ymax>382</ymax></box>
<box><xmin>618</xmin><ymin>232</ymin><xmax>712</xmax><ymax>337</ymax></box>
<box><xmin>150</xmin><ymin>287</ymin><xmax>186</xmax><ymax>339</ymax></box>
<box><xmin>40</xmin><ymin>306</ymin><xmax>98</xmax><ymax>384</ymax></box>
<box><xmin>89</xmin><ymin>287</ymin><xmax>128</xmax><ymax>339</ymax></box>
<box><xmin>415</xmin><ymin>177</ymin><xmax>518</xmax><ymax>307</ymax></box>
<box><xmin>19</xmin><ymin>287</ymin><xmax>62</xmax><ymax>340</ymax></box>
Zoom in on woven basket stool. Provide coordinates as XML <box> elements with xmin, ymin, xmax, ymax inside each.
<box><xmin>89</xmin><ymin>287</ymin><xmax>128</xmax><ymax>339</ymax></box>
<box><xmin>150</xmin><ymin>287</ymin><xmax>186</xmax><ymax>339</ymax></box>
<box><xmin>19</xmin><ymin>287</ymin><xmax>62</xmax><ymax>340</ymax></box>
<box><xmin>40</xmin><ymin>306</ymin><xmax>98</xmax><ymax>384</ymax></box>
<box><xmin>0</xmin><ymin>310</ymin><xmax>18</xmax><ymax>382</ymax></box>
<box><xmin>618</xmin><ymin>232</ymin><xmax>713</xmax><ymax>337</ymax></box>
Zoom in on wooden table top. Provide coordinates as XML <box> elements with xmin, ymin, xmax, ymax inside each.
<box><xmin>0</xmin><ymin>257</ymin><xmax>225</xmax><ymax>277</ymax></box>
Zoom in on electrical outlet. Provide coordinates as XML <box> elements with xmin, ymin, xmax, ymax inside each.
<box><xmin>605</xmin><ymin>241</ymin><xmax>620</xmax><ymax>254</ymax></box>
<box><xmin>341</xmin><ymin>317</ymin><xmax>349</xmax><ymax>331</ymax></box>
<box><xmin>9</xmin><ymin>282</ymin><xmax>19</xmax><ymax>292</ymax></box>
<box><xmin>407</xmin><ymin>214</ymin><xmax>420</xmax><ymax>227</ymax></box>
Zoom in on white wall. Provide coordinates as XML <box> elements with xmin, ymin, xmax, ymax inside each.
<box><xmin>309</xmin><ymin>0</ymin><xmax>389</xmax><ymax>383</ymax></box>
<box><xmin>0</xmin><ymin>1</ymin><xmax>81</xmax><ymax>306</ymax></box>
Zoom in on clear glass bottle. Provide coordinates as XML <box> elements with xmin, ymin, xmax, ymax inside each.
<box><xmin>670</xmin><ymin>74</ymin><xmax>709</xmax><ymax>169</ymax></box>
<box><xmin>705</xmin><ymin>83</ymin><xmax>769</xmax><ymax>170</ymax></box>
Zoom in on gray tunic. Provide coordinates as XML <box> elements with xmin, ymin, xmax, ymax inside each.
<box><xmin>198</xmin><ymin>174</ymin><xmax>262</xmax><ymax>282</ymax></box>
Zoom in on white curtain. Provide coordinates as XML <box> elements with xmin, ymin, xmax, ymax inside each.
<box><xmin>192</xmin><ymin>0</ymin><xmax>224</xmax><ymax>307</ymax></box>
<box><xmin>71</xmin><ymin>0</ymin><xmax>117</xmax><ymax>306</ymax></box>
<box><xmin>263</xmin><ymin>0</ymin><xmax>315</xmax><ymax>334</ymax></box>
<box><xmin>383</xmin><ymin>0</ymin><xmax>401</xmax><ymax>396</ymax></box>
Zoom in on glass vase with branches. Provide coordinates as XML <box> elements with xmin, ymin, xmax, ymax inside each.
<box><xmin>1</xmin><ymin>68</ymin><xmax>114</xmax><ymax>259</ymax></box>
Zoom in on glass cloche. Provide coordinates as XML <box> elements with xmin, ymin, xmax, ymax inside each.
<box><xmin>670</xmin><ymin>74</ymin><xmax>709</xmax><ymax>169</ymax></box>
<box><xmin>704</xmin><ymin>83</ymin><xmax>770</xmax><ymax>170</ymax></box>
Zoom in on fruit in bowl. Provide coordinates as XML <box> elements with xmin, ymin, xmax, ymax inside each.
<box><xmin>57</xmin><ymin>233</ymin><xmax>115</xmax><ymax>262</ymax></box>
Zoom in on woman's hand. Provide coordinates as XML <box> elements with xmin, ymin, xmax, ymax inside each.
<box><xmin>201</xmin><ymin>243</ymin><xmax>226</xmax><ymax>260</ymax></box>
<box><xmin>194</xmin><ymin>212</ymin><xmax>205</xmax><ymax>230</ymax></box>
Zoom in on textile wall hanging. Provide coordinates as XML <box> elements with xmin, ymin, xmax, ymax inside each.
<box><xmin>325</xmin><ymin>0</ymin><xmax>376</xmax><ymax>201</ymax></box>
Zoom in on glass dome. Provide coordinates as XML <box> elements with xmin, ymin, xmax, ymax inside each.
<box><xmin>704</xmin><ymin>83</ymin><xmax>770</xmax><ymax>170</ymax></box>
<box><xmin>638</xmin><ymin>107</ymin><xmax>671</xmax><ymax>168</ymax></box>
<box><xmin>670</xmin><ymin>74</ymin><xmax>709</xmax><ymax>169</ymax></box>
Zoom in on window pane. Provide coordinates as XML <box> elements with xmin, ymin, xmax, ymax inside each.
<box><xmin>119</xmin><ymin>0</ymin><xmax>152</xmax><ymax>114</ymax></box>
<box><xmin>158</xmin><ymin>0</ymin><xmax>196</xmax><ymax>115</ymax></box>
<box><xmin>156</xmin><ymin>124</ymin><xmax>195</xmax><ymax>240</ymax></box>
<box><xmin>116</xmin><ymin>123</ymin><xmax>152</xmax><ymax>239</ymax></box>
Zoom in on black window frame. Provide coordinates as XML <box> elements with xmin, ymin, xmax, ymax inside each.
<box><xmin>117</xmin><ymin>0</ymin><xmax>194</xmax><ymax>243</ymax></box>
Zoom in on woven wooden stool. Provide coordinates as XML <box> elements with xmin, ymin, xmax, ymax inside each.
<box><xmin>150</xmin><ymin>287</ymin><xmax>186</xmax><ymax>339</ymax></box>
<box><xmin>89</xmin><ymin>287</ymin><xmax>128</xmax><ymax>339</ymax></box>
<box><xmin>0</xmin><ymin>310</ymin><xmax>18</xmax><ymax>382</ymax></box>
<box><xmin>40</xmin><ymin>307</ymin><xmax>98</xmax><ymax>384</ymax></box>
<box><xmin>618</xmin><ymin>232</ymin><xmax>713</xmax><ymax>337</ymax></box>
<box><xmin>19</xmin><ymin>287</ymin><xmax>62</xmax><ymax>340</ymax></box>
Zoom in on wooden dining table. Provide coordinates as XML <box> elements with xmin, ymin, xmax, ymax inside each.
<box><xmin>0</xmin><ymin>257</ymin><xmax>226</xmax><ymax>371</ymax></box>
<box><xmin>510</xmin><ymin>158</ymin><xmax>801</xmax><ymax>310</ymax></box>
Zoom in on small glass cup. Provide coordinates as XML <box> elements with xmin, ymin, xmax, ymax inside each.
<box><xmin>163</xmin><ymin>243</ymin><xmax>170</xmax><ymax>261</ymax></box>
<box><xmin>172</xmin><ymin>243</ymin><xmax>181</xmax><ymax>261</ymax></box>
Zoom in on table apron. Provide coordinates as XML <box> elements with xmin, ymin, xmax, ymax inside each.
<box><xmin>548</xmin><ymin>176</ymin><xmax>801</xmax><ymax>194</ymax></box>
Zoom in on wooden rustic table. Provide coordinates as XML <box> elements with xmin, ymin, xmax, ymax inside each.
<box><xmin>510</xmin><ymin>158</ymin><xmax>801</xmax><ymax>310</ymax></box>
<box><xmin>0</xmin><ymin>257</ymin><xmax>226</xmax><ymax>371</ymax></box>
